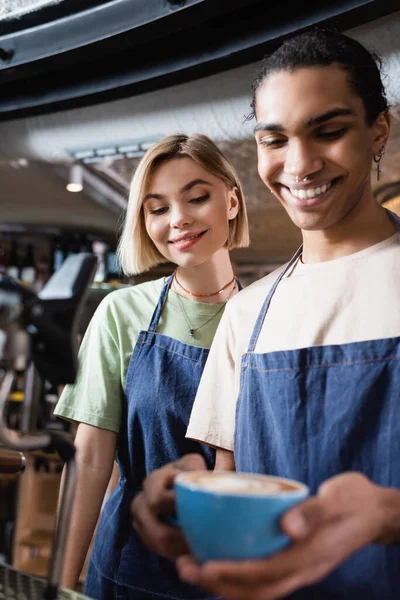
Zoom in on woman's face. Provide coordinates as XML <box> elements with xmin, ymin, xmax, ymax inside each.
<box><xmin>254</xmin><ymin>65</ymin><xmax>389</xmax><ymax>232</ymax></box>
<box><xmin>143</xmin><ymin>157</ymin><xmax>239</xmax><ymax>268</ymax></box>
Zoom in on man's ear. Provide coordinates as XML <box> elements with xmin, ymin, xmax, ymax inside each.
<box><xmin>372</xmin><ymin>111</ymin><xmax>390</xmax><ymax>157</ymax></box>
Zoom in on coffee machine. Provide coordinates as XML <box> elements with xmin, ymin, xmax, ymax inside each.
<box><xmin>0</xmin><ymin>254</ymin><xmax>97</xmax><ymax>600</ymax></box>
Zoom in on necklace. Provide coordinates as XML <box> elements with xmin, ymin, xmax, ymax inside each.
<box><xmin>174</xmin><ymin>269</ymin><xmax>236</xmax><ymax>298</ymax></box>
<box><xmin>175</xmin><ymin>282</ymin><xmax>236</xmax><ymax>339</ymax></box>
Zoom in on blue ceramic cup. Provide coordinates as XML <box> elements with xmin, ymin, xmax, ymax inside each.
<box><xmin>174</xmin><ymin>471</ymin><xmax>309</xmax><ymax>562</ymax></box>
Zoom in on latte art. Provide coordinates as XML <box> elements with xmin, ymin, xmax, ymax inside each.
<box><xmin>177</xmin><ymin>472</ymin><xmax>301</xmax><ymax>496</ymax></box>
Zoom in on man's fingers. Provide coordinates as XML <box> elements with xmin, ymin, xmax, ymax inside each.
<box><xmin>282</xmin><ymin>472</ymin><xmax>380</xmax><ymax>541</ymax></box>
<box><xmin>132</xmin><ymin>492</ymin><xmax>190</xmax><ymax>559</ymax></box>
<box><xmin>176</xmin><ymin>518</ymin><xmax>355</xmax><ymax>599</ymax></box>
<box><xmin>143</xmin><ymin>454</ymin><xmax>207</xmax><ymax>516</ymax></box>
<box><xmin>282</xmin><ymin>476</ymin><xmax>355</xmax><ymax>540</ymax></box>
<box><xmin>191</xmin><ymin>513</ymin><xmax>372</xmax><ymax>599</ymax></box>
<box><xmin>142</xmin><ymin>465</ymin><xmax>181</xmax><ymax>517</ymax></box>
<box><xmin>282</xmin><ymin>496</ymin><xmax>330</xmax><ymax>539</ymax></box>
<box><xmin>177</xmin><ymin>556</ymin><xmax>305</xmax><ymax>600</ymax></box>
<box><xmin>176</xmin><ymin>555</ymin><xmax>202</xmax><ymax>585</ymax></box>
<box><xmin>200</xmin><ymin>567</ymin><xmax>305</xmax><ymax>600</ymax></box>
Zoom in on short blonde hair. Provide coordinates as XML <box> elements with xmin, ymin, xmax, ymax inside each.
<box><xmin>118</xmin><ymin>134</ymin><xmax>249</xmax><ymax>275</ymax></box>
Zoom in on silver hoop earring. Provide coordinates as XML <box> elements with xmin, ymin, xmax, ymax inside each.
<box><xmin>373</xmin><ymin>147</ymin><xmax>385</xmax><ymax>182</ymax></box>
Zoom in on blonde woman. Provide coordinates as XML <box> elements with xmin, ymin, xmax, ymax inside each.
<box><xmin>54</xmin><ymin>134</ymin><xmax>249</xmax><ymax>600</ymax></box>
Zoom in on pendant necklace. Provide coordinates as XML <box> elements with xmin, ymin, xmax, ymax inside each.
<box><xmin>175</xmin><ymin>280</ymin><xmax>237</xmax><ymax>339</ymax></box>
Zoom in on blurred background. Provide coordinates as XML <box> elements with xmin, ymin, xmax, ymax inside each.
<box><xmin>1</xmin><ymin>0</ymin><xmax>400</xmax><ymax>588</ymax></box>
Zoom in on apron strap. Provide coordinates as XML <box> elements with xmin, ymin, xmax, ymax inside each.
<box><xmin>237</xmin><ymin>278</ymin><xmax>244</xmax><ymax>292</ymax></box>
<box><xmin>247</xmin><ymin>246</ymin><xmax>303</xmax><ymax>353</ymax></box>
<box><xmin>388</xmin><ymin>209</ymin><xmax>400</xmax><ymax>229</ymax></box>
<box><xmin>246</xmin><ymin>209</ymin><xmax>400</xmax><ymax>354</ymax></box>
<box><xmin>148</xmin><ymin>273</ymin><xmax>174</xmax><ymax>333</ymax></box>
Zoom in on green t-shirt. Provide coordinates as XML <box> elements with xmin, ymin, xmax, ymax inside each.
<box><xmin>54</xmin><ymin>278</ymin><xmax>226</xmax><ymax>433</ymax></box>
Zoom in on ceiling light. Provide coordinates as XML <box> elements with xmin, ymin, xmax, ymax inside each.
<box><xmin>66</xmin><ymin>164</ymin><xmax>83</xmax><ymax>192</ymax></box>
<box><xmin>68</xmin><ymin>138</ymin><xmax>161</xmax><ymax>164</ymax></box>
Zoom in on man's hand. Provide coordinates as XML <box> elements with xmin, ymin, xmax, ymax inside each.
<box><xmin>176</xmin><ymin>473</ymin><xmax>392</xmax><ymax>600</ymax></box>
<box><xmin>131</xmin><ymin>454</ymin><xmax>207</xmax><ymax>560</ymax></box>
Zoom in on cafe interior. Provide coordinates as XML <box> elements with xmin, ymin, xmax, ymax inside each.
<box><xmin>0</xmin><ymin>0</ymin><xmax>400</xmax><ymax>598</ymax></box>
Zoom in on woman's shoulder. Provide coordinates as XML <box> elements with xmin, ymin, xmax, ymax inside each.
<box><xmin>98</xmin><ymin>278</ymin><xmax>164</xmax><ymax>315</ymax></box>
<box><xmin>81</xmin><ymin>278</ymin><xmax>165</xmax><ymax>350</ymax></box>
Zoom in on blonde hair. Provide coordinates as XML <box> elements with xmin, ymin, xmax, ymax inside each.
<box><xmin>117</xmin><ymin>134</ymin><xmax>249</xmax><ymax>275</ymax></box>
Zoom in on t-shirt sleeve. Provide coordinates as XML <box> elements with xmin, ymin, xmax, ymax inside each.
<box><xmin>54</xmin><ymin>295</ymin><xmax>123</xmax><ymax>433</ymax></box>
<box><xmin>186</xmin><ymin>304</ymin><xmax>237</xmax><ymax>451</ymax></box>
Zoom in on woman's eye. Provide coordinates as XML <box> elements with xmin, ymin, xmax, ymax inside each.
<box><xmin>189</xmin><ymin>193</ymin><xmax>210</xmax><ymax>204</ymax></box>
<box><xmin>150</xmin><ymin>207</ymin><xmax>168</xmax><ymax>215</ymax></box>
<box><xmin>318</xmin><ymin>127</ymin><xmax>347</xmax><ymax>140</ymax></box>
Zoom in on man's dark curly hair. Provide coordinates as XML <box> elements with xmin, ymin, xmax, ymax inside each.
<box><xmin>249</xmin><ymin>28</ymin><xmax>389</xmax><ymax>126</ymax></box>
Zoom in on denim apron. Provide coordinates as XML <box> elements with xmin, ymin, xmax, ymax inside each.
<box><xmin>85</xmin><ymin>274</ymin><xmax>231</xmax><ymax>599</ymax></box>
<box><xmin>235</xmin><ymin>218</ymin><xmax>400</xmax><ymax>599</ymax></box>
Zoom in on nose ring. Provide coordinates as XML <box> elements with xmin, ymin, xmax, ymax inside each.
<box><xmin>295</xmin><ymin>176</ymin><xmax>309</xmax><ymax>183</ymax></box>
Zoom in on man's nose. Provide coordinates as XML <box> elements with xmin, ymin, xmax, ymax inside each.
<box><xmin>284</xmin><ymin>139</ymin><xmax>323</xmax><ymax>180</ymax></box>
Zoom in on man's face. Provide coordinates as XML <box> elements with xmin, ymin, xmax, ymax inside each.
<box><xmin>254</xmin><ymin>65</ymin><xmax>387</xmax><ymax>232</ymax></box>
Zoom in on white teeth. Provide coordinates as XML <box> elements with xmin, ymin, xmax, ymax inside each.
<box><xmin>174</xmin><ymin>233</ymin><xmax>201</xmax><ymax>243</ymax></box>
<box><xmin>289</xmin><ymin>181</ymin><xmax>332</xmax><ymax>199</ymax></box>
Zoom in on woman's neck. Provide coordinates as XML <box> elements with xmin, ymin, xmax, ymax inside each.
<box><xmin>173</xmin><ymin>248</ymin><xmax>236</xmax><ymax>303</ymax></box>
<box><xmin>301</xmin><ymin>199</ymin><xmax>397</xmax><ymax>264</ymax></box>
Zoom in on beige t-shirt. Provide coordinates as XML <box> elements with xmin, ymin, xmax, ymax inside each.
<box><xmin>187</xmin><ymin>233</ymin><xmax>400</xmax><ymax>451</ymax></box>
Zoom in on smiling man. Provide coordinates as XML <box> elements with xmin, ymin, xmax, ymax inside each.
<box><xmin>132</xmin><ymin>30</ymin><xmax>400</xmax><ymax>599</ymax></box>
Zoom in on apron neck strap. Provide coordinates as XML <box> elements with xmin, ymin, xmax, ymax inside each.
<box><xmin>247</xmin><ymin>209</ymin><xmax>400</xmax><ymax>354</ymax></box>
<box><xmin>387</xmin><ymin>209</ymin><xmax>400</xmax><ymax>230</ymax></box>
<box><xmin>148</xmin><ymin>273</ymin><xmax>174</xmax><ymax>333</ymax></box>
<box><xmin>247</xmin><ymin>246</ymin><xmax>302</xmax><ymax>353</ymax></box>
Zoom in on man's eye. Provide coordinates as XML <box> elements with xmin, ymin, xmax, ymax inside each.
<box><xmin>259</xmin><ymin>138</ymin><xmax>286</xmax><ymax>148</ymax></box>
<box><xmin>150</xmin><ymin>207</ymin><xmax>168</xmax><ymax>215</ymax></box>
<box><xmin>189</xmin><ymin>193</ymin><xmax>210</xmax><ymax>204</ymax></box>
<box><xmin>318</xmin><ymin>128</ymin><xmax>348</xmax><ymax>140</ymax></box>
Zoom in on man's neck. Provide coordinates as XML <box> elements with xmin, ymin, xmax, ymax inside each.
<box><xmin>301</xmin><ymin>202</ymin><xmax>397</xmax><ymax>264</ymax></box>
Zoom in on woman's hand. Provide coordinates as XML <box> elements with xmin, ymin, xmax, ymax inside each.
<box><xmin>176</xmin><ymin>473</ymin><xmax>397</xmax><ymax>600</ymax></box>
<box><xmin>131</xmin><ymin>453</ymin><xmax>207</xmax><ymax>560</ymax></box>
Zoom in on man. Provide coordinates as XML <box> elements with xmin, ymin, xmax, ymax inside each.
<box><xmin>132</xmin><ymin>29</ymin><xmax>400</xmax><ymax>599</ymax></box>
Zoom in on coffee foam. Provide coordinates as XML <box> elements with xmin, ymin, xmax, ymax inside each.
<box><xmin>178</xmin><ymin>472</ymin><xmax>301</xmax><ymax>496</ymax></box>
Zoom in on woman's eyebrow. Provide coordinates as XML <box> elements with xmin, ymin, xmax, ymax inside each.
<box><xmin>180</xmin><ymin>178</ymin><xmax>212</xmax><ymax>192</ymax></box>
<box><xmin>144</xmin><ymin>179</ymin><xmax>212</xmax><ymax>202</ymax></box>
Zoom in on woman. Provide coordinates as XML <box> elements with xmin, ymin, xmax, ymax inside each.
<box><xmin>54</xmin><ymin>133</ymin><xmax>249</xmax><ymax>599</ymax></box>
<box><xmin>132</xmin><ymin>30</ymin><xmax>400</xmax><ymax>599</ymax></box>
